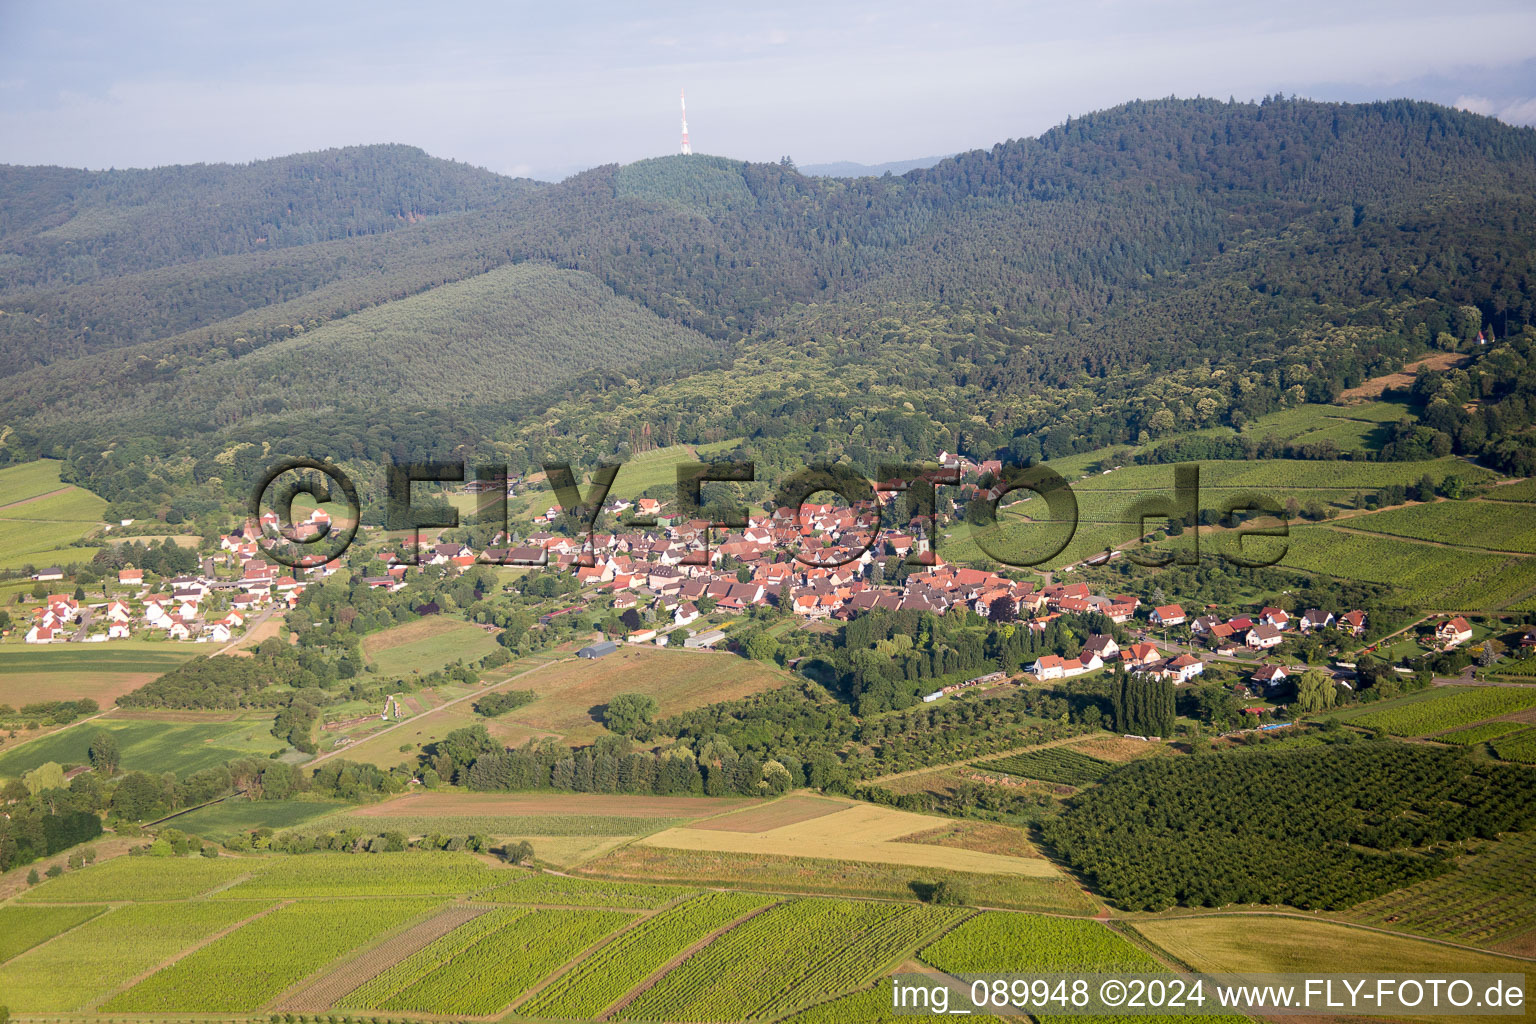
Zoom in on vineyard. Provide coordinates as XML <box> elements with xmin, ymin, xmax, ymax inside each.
<box><xmin>781</xmin><ymin>979</ymin><xmax>1009</xmax><ymax>1024</ymax></box>
<box><xmin>522</xmin><ymin>891</ymin><xmax>778</xmax><ymax>1018</ymax></box>
<box><xmin>1349</xmin><ymin>686</ymin><xmax>1536</xmax><ymax>736</ymax></box>
<box><xmin>623</xmin><ymin>898</ymin><xmax>924</xmax><ymax>1021</ymax></box>
<box><xmin>19</xmin><ymin>855</ymin><xmax>253</xmax><ymax>902</ymax></box>
<box><xmin>0</xmin><ymin>901</ymin><xmax>264</xmax><ymax>1011</ymax></box>
<box><xmin>1345</xmin><ymin>832</ymin><xmax>1536</xmax><ymax>947</ymax></box>
<box><xmin>105</xmin><ymin>899</ymin><xmax>440</xmax><ymax>1012</ymax></box>
<box><xmin>1492</xmin><ymin>729</ymin><xmax>1536</xmax><ymax>764</ymax></box>
<box><xmin>974</xmin><ymin>748</ymin><xmax>1113</xmax><ymax>785</ymax></box>
<box><xmin>486</xmin><ymin>873</ymin><xmax>699</xmax><ymax>908</ymax></box>
<box><xmin>1345</xmin><ymin>500</ymin><xmax>1536</xmax><ymax>553</ymax></box>
<box><xmin>212</xmin><ymin>852</ymin><xmax>500</xmax><ymax>898</ymax></box>
<box><xmin>919</xmin><ymin>912</ymin><xmax>1157</xmax><ymax>973</ymax></box>
<box><xmin>342</xmin><ymin>906</ymin><xmax>631</xmax><ymax>1015</ymax></box>
<box><xmin>1281</xmin><ymin>527</ymin><xmax>1535</xmax><ymax>609</ymax></box>
<box><xmin>1435</xmin><ymin>720</ymin><xmax>1530</xmax><ymax>746</ymax></box>
<box><xmin>0</xmin><ymin>903</ymin><xmax>106</xmax><ymax>962</ymax></box>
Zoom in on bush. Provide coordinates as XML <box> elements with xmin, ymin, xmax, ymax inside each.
<box><xmin>45</xmin><ymin>863</ymin><xmax>63</xmax><ymax>878</ymax></box>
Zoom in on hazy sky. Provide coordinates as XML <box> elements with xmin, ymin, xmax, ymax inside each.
<box><xmin>3</xmin><ymin>0</ymin><xmax>1535</xmax><ymax>180</ymax></box>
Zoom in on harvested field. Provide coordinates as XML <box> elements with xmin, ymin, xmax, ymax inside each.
<box><xmin>688</xmin><ymin>794</ymin><xmax>848</xmax><ymax>832</ymax></box>
<box><xmin>894</xmin><ymin>820</ymin><xmax>1042</xmax><ymax>859</ymax></box>
<box><xmin>1339</xmin><ymin>352</ymin><xmax>1469</xmax><ymax>402</ymax></box>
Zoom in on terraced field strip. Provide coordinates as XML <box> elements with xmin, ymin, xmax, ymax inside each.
<box><xmin>275</xmin><ymin>904</ymin><xmax>491</xmax><ymax>1011</ymax></box>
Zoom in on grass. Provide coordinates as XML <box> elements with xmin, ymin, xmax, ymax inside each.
<box><xmin>104</xmin><ymin>898</ymin><xmax>441</xmax><ymax>1012</ymax></box>
<box><xmin>1131</xmin><ymin>914</ymin><xmax>1530</xmax><ymax>976</ymax></box>
<box><xmin>1344</xmin><ymin>831</ymin><xmax>1536</xmax><ymax>950</ymax></box>
<box><xmin>361</xmin><ymin>615</ymin><xmax>500</xmax><ymax>676</ymax></box>
<box><xmin>0</xmin><ymin>903</ymin><xmax>107</xmax><ymax>962</ymax></box>
<box><xmin>1347</xmin><ymin>686</ymin><xmax>1536</xmax><ymax>736</ymax></box>
<box><xmin>157</xmin><ymin>797</ymin><xmax>345</xmax><ymax>840</ymax></box>
<box><xmin>580</xmin><ymin>844</ymin><xmax>1099</xmax><ymax>914</ymax></box>
<box><xmin>0</xmin><ymin>900</ymin><xmax>265</xmax><ymax>1011</ymax></box>
<box><xmin>0</xmin><ymin>711</ymin><xmax>281</xmax><ymax>780</ymax></box>
<box><xmin>604</xmin><ymin>438</ymin><xmax>745</xmax><ymax>501</ymax></box>
<box><xmin>0</xmin><ymin>459</ymin><xmax>74</xmax><ymax>505</ymax></box>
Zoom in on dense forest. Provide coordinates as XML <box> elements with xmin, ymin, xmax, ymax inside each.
<box><xmin>2</xmin><ymin>97</ymin><xmax>1535</xmax><ymax>523</ymax></box>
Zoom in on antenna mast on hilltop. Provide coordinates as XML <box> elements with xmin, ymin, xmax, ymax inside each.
<box><xmin>680</xmin><ymin>89</ymin><xmax>692</xmax><ymax>155</ymax></box>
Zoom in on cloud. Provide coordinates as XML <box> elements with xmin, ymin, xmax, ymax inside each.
<box><xmin>1454</xmin><ymin>94</ymin><xmax>1495</xmax><ymax>114</ymax></box>
<box><xmin>1453</xmin><ymin>93</ymin><xmax>1536</xmax><ymax>125</ymax></box>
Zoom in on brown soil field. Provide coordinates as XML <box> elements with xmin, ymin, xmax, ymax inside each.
<box><xmin>1340</xmin><ymin>352</ymin><xmax>1470</xmax><ymax>402</ymax></box>
<box><xmin>350</xmin><ymin>792</ymin><xmax>753</xmax><ymax>819</ymax></box>
<box><xmin>1068</xmin><ymin>734</ymin><xmax>1177</xmax><ymax>762</ymax></box>
<box><xmin>687</xmin><ymin>794</ymin><xmax>847</xmax><ymax>832</ymax></box>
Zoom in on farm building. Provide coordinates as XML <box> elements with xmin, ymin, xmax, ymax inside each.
<box><xmin>577</xmin><ymin>640</ymin><xmax>618</xmax><ymax>659</ymax></box>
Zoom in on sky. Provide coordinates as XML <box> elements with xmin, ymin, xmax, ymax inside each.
<box><xmin>2</xmin><ymin>0</ymin><xmax>1536</xmax><ymax>181</ymax></box>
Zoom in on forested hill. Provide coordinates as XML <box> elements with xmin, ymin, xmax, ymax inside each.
<box><xmin>2</xmin><ymin>96</ymin><xmax>1535</xmax><ymax>514</ymax></box>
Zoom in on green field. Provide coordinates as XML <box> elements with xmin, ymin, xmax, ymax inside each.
<box><xmin>974</xmin><ymin>748</ymin><xmax>1113</xmax><ymax>785</ymax></box>
<box><xmin>0</xmin><ymin>460</ymin><xmax>108</xmax><ymax>569</ymax></box>
<box><xmin>158</xmin><ymin>797</ymin><xmax>345</xmax><ymax>840</ymax></box>
<box><xmin>1345</xmin><ymin>499</ymin><xmax>1536</xmax><ymax>553</ymax></box>
<box><xmin>604</xmin><ymin>438</ymin><xmax>745</xmax><ymax>501</ymax></box>
<box><xmin>0</xmin><ymin>642</ymin><xmax>201</xmax><ymax>711</ymax></box>
<box><xmin>104</xmin><ymin>898</ymin><xmax>440</xmax><ymax>1012</ymax></box>
<box><xmin>1348</xmin><ymin>686</ymin><xmax>1536</xmax><ymax>736</ymax></box>
<box><xmin>1435</xmin><ymin>720</ymin><xmax>1530</xmax><ymax>746</ymax></box>
<box><xmin>20</xmin><ymin>855</ymin><xmax>257</xmax><ymax>902</ymax></box>
<box><xmin>0</xmin><ymin>712</ymin><xmax>281</xmax><ymax>780</ymax></box>
<box><xmin>921</xmin><ymin>911</ymin><xmax>1158</xmax><ymax>973</ymax></box>
<box><xmin>486</xmin><ymin>873</ymin><xmax>700</xmax><ymax>908</ymax></box>
<box><xmin>361</xmin><ymin>616</ymin><xmax>501</xmax><ymax>676</ymax></box>
<box><xmin>1280</xmin><ymin>526</ymin><xmax>1536</xmax><ymax>609</ymax></box>
<box><xmin>624</xmin><ymin>898</ymin><xmax>956</xmax><ymax>1021</ymax></box>
<box><xmin>522</xmin><ymin>891</ymin><xmax>777</xmax><ymax>1018</ymax></box>
<box><xmin>1241</xmin><ymin>401</ymin><xmax>1410</xmax><ymax>451</ymax></box>
<box><xmin>345</xmin><ymin>906</ymin><xmax>632</xmax><ymax>1015</ymax></box>
<box><xmin>1486</xmin><ymin>478</ymin><xmax>1536</xmax><ymax>502</ymax></box>
<box><xmin>211</xmin><ymin>851</ymin><xmax>502</xmax><ymax>898</ymax></box>
<box><xmin>0</xmin><ymin>900</ymin><xmax>264</xmax><ymax>1011</ymax></box>
<box><xmin>0</xmin><ymin>903</ymin><xmax>107</xmax><ymax>962</ymax></box>
<box><xmin>1491</xmin><ymin>728</ymin><xmax>1536</xmax><ymax>764</ymax></box>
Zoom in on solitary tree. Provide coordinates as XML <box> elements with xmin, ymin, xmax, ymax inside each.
<box><xmin>605</xmin><ymin>693</ymin><xmax>659</xmax><ymax>736</ymax></box>
<box><xmin>1293</xmin><ymin>669</ymin><xmax>1337</xmax><ymax>714</ymax></box>
<box><xmin>88</xmin><ymin>731</ymin><xmax>121</xmax><ymax>776</ymax></box>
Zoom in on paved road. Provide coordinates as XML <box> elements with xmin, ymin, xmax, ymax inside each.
<box><xmin>68</xmin><ymin>607</ymin><xmax>93</xmax><ymax>642</ymax></box>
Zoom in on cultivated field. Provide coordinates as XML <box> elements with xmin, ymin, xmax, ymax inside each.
<box><xmin>1281</xmin><ymin>526</ymin><xmax>1536</xmax><ymax>609</ymax></box>
<box><xmin>0</xmin><ymin>640</ymin><xmax>196</xmax><ymax>709</ymax></box>
<box><xmin>686</xmin><ymin>794</ymin><xmax>851</xmax><ymax>832</ymax></box>
<box><xmin>158</xmin><ymin>797</ymin><xmax>345</xmax><ymax>840</ymax></box>
<box><xmin>0</xmin><ymin>460</ymin><xmax>108</xmax><ymax>570</ymax></box>
<box><xmin>0</xmin><ymin>710</ymin><xmax>281</xmax><ymax>780</ymax></box>
<box><xmin>1348</xmin><ymin>685</ymin><xmax>1536</xmax><ymax>737</ymax></box>
<box><xmin>1346</xmin><ymin>499</ymin><xmax>1536</xmax><ymax>553</ymax></box>
<box><xmin>642</xmin><ymin>799</ymin><xmax>1059</xmax><ymax>876</ymax></box>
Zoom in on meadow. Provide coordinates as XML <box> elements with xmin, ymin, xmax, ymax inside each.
<box><xmin>603</xmin><ymin>438</ymin><xmax>744</xmax><ymax>501</ymax></box>
<box><xmin>1347</xmin><ymin>686</ymin><xmax>1536</xmax><ymax>736</ymax></box>
<box><xmin>0</xmin><ymin>642</ymin><xmax>198</xmax><ymax>710</ymax></box>
<box><xmin>360</xmin><ymin>615</ymin><xmax>500</xmax><ymax>676</ymax></box>
<box><xmin>0</xmin><ymin>710</ymin><xmax>280</xmax><ymax>779</ymax></box>
<box><xmin>498</xmin><ymin>645</ymin><xmax>793</xmax><ymax>745</ymax></box>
